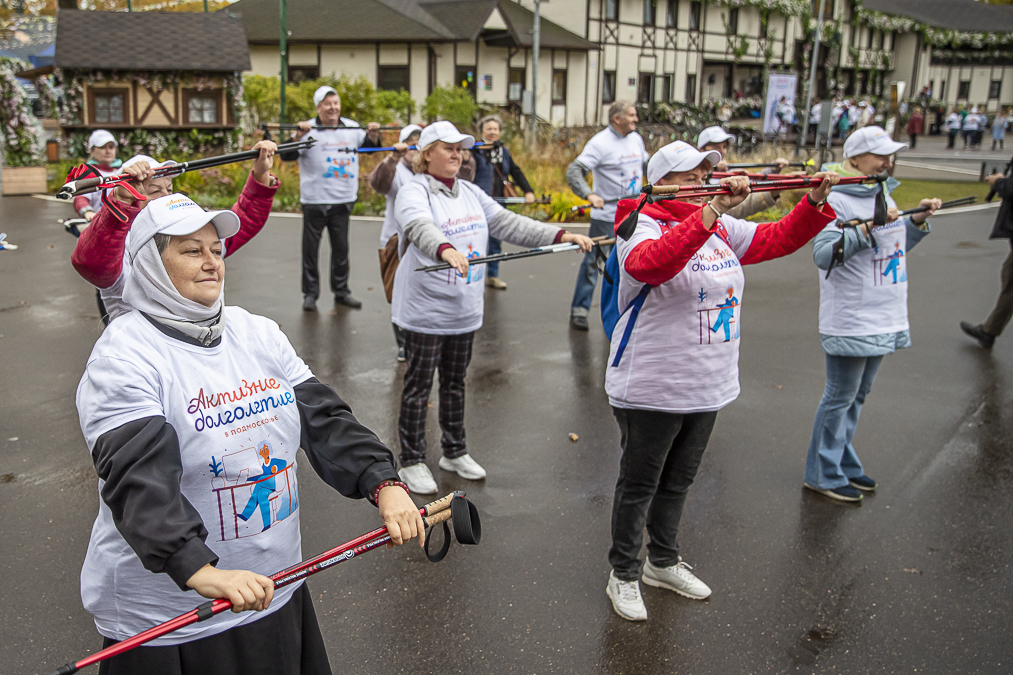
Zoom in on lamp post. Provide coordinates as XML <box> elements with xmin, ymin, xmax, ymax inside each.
<box><xmin>530</xmin><ymin>0</ymin><xmax>541</xmax><ymax>144</ymax></box>
<box><xmin>801</xmin><ymin>0</ymin><xmax>826</xmax><ymax>149</ymax></box>
<box><xmin>279</xmin><ymin>0</ymin><xmax>287</xmax><ymax>124</ymax></box>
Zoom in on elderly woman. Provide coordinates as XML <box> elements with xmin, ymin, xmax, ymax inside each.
<box><xmin>696</xmin><ymin>125</ymin><xmax>792</xmax><ymax>220</ymax></box>
<box><xmin>391</xmin><ymin>121</ymin><xmax>592</xmax><ymax>494</ymax></box>
<box><xmin>76</xmin><ymin>194</ymin><xmax>423</xmax><ymax>674</ymax></box>
<box><xmin>807</xmin><ymin>127</ymin><xmax>941</xmax><ymax>503</ymax></box>
<box><xmin>603</xmin><ymin>140</ymin><xmax>839</xmax><ymax>622</ymax></box>
<box><xmin>72</xmin><ymin>129</ymin><xmax>122</xmax><ymax>223</ymax></box>
<box><xmin>71</xmin><ymin>141</ymin><xmax>280</xmax><ymax>324</ymax></box>
<box><xmin>471</xmin><ymin>115</ymin><xmax>536</xmax><ymax>290</ymax></box>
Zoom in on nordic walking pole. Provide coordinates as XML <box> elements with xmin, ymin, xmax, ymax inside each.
<box><xmin>836</xmin><ymin>196</ymin><xmax>977</xmax><ymax>230</ymax></box>
<box><xmin>57</xmin><ymin>139</ymin><xmax>316</xmax><ymax>200</ymax></box>
<box><xmin>416</xmin><ymin>236</ymin><xmax>615</xmax><ymax>272</ymax></box>
<box><xmin>41</xmin><ymin>493</ymin><xmax>477</xmax><ymax>675</ymax></box>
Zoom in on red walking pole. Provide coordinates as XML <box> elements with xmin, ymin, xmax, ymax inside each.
<box><xmin>42</xmin><ymin>493</ymin><xmax>478</xmax><ymax>675</ymax></box>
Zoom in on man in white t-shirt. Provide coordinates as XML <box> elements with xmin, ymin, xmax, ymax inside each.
<box><xmin>566</xmin><ymin>101</ymin><xmax>650</xmax><ymax>330</ymax></box>
<box><xmin>280</xmin><ymin>86</ymin><xmax>381</xmax><ymax>311</ymax></box>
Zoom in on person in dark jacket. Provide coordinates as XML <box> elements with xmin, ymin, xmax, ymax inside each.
<box><xmin>471</xmin><ymin>115</ymin><xmax>535</xmax><ymax>290</ymax></box>
<box><xmin>961</xmin><ymin>170</ymin><xmax>1013</xmax><ymax>348</ymax></box>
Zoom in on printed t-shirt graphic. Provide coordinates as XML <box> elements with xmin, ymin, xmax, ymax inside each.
<box><xmin>391</xmin><ymin>175</ymin><xmax>504</xmax><ymax>335</ymax></box>
<box><xmin>574</xmin><ymin>127</ymin><xmax>650</xmax><ymax>222</ymax></box>
<box><xmin>295</xmin><ymin>118</ymin><xmax>368</xmax><ymax>204</ymax></box>
<box><xmin>605</xmin><ymin>214</ymin><xmax>757</xmax><ymax>413</ymax></box>
<box><xmin>819</xmin><ymin>191</ymin><xmax>911</xmax><ymax>337</ymax></box>
<box><xmin>77</xmin><ymin>307</ymin><xmax>312</xmax><ymax>645</ymax></box>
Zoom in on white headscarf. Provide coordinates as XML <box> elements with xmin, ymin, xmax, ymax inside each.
<box><xmin>122</xmin><ymin>237</ymin><xmax>225</xmax><ymax>345</ymax></box>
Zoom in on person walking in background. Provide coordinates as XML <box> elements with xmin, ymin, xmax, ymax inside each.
<box><xmin>565</xmin><ymin>101</ymin><xmax>650</xmax><ymax>331</ymax></box>
<box><xmin>960</xmin><ymin>171</ymin><xmax>1013</xmax><ymax>349</ymax></box>
<box><xmin>992</xmin><ymin>109</ymin><xmax>1009</xmax><ymax>151</ymax></box>
<box><xmin>906</xmin><ymin>107</ymin><xmax>924</xmax><ymax>149</ymax></box>
<box><xmin>281</xmin><ymin>85</ymin><xmax>381</xmax><ymax>312</ymax></box>
<box><xmin>471</xmin><ymin>115</ymin><xmax>536</xmax><ymax>291</ymax></box>
<box><xmin>962</xmin><ymin>108</ymin><xmax>980</xmax><ymax>149</ymax></box>
<box><xmin>946</xmin><ymin>108</ymin><xmax>961</xmax><ymax>149</ymax></box>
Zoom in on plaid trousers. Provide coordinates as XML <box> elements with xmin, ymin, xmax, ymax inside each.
<box><xmin>398</xmin><ymin>330</ymin><xmax>475</xmax><ymax>466</ymax></box>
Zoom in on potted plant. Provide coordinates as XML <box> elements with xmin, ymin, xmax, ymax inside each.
<box><xmin>1</xmin><ymin>57</ymin><xmax>46</xmax><ymax>195</ymax></box>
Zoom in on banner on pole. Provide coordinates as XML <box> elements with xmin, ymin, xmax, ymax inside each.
<box><xmin>763</xmin><ymin>72</ymin><xmax>798</xmax><ymax>134</ymax></box>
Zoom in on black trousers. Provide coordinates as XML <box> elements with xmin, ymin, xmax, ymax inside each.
<box><xmin>609</xmin><ymin>407</ymin><xmax>717</xmax><ymax>581</ymax></box>
<box><xmin>98</xmin><ymin>583</ymin><xmax>330</xmax><ymax>675</ymax></box>
<box><xmin>398</xmin><ymin>330</ymin><xmax>474</xmax><ymax>466</ymax></box>
<box><xmin>983</xmin><ymin>240</ymin><xmax>1013</xmax><ymax>337</ymax></box>
<box><xmin>302</xmin><ymin>203</ymin><xmax>352</xmax><ymax>299</ymax></box>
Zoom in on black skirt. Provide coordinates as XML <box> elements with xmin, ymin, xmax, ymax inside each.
<box><xmin>97</xmin><ymin>583</ymin><xmax>331</xmax><ymax>675</ymax></box>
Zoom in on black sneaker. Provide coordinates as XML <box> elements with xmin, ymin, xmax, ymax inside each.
<box><xmin>849</xmin><ymin>475</ymin><xmax>877</xmax><ymax>491</ymax></box>
<box><xmin>302</xmin><ymin>295</ymin><xmax>317</xmax><ymax>312</ymax></box>
<box><xmin>570</xmin><ymin>315</ymin><xmax>589</xmax><ymax>331</ymax></box>
<box><xmin>397</xmin><ymin>346</ymin><xmax>406</xmax><ymax>362</ymax></box>
<box><xmin>960</xmin><ymin>321</ymin><xmax>995</xmax><ymax>349</ymax></box>
<box><xmin>804</xmin><ymin>482</ymin><xmax>863</xmax><ymax>502</ymax></box>
<box><xmin>335</xmin><ymin>294</ymin><xmax>363</xmax><ymax>309</ymax></box>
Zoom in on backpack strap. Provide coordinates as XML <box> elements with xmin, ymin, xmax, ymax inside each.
<box><xmin>610</xmin><ymin>283</ymin><xmax>652</xmax><ymax>367</ymax></box>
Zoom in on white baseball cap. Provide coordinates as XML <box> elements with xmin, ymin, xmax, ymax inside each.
<box><xmin>647</xmin><ymin>141</ymin><xmax>722</xmax><ymax>185</ymax></box>
<box><xmin>88</xmin><ymin>130</ymin><xmax>117</xmax><ymax>149</ymax></box>
<box><xmin>399</xmin><ymin>124</ymin><xmax>423</xmax><ymax>144</ymax></box>
<box><xmin>843</xmin><ymin>126</ymin><xmax>908</xmax><ymax>158</ymax></box>
<box><xmin>127</xmin><ymin>194</ymin><xmax>241</xmax><ymax>261</ymax></box>
<box><xmin>121</xmin><ymin>154</ymin><xmax>177</xmax><ymax>171</ymax></box>
<box><xmin>313</xmin><ymin>85</ymin><xmax>338</xmax><ymax>107</ymax></box>
<box><xmin>696</xmin><ymin>126</ymin><xmax>735</xmax><ymax>150</ymax></box>
<box><xmin>418</xmin><ymin>120</ymin><xmax>474</xmax><ymax>151</ymax></box>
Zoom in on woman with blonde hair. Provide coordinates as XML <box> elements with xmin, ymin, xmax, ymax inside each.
<box><xmin>391</xmin><ymin>121</ymin><xmax>593</xmax><ymax>494</ymax></box>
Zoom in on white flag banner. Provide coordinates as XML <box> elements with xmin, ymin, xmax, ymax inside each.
<box><xmin>764</xmin><ymin>72</ymin><xmax>798</xmax><ymax>134</ymax></box>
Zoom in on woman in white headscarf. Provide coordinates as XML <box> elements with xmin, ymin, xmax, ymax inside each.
<box><xmin>76</xmin><ymin>194</ymin><xmax>423</xmax><ymax>674</ymax></box>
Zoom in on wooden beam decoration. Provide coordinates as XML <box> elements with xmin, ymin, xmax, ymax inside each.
<box><xmin>139</xmin><ymin>86</ymin><xmax>177</xmax><ymax>127</ymax></box>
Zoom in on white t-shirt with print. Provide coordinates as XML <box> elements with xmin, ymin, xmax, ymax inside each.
<box><xmin>819</xmin><ymin>189</ymin><xmax>909</xmax><ymax>337</ymax></box>
<box><xmin>391</xmin><ymin>175</ymin><xmax>500</xmax><ymax>335</ymax></box>
<box><xmin>379</xmin><ymin>160</ymin><xmax>415</xmax><ymax>246</ymax></box>
<box><xmin>605</xmin><ymin>213</ymin><xmax>758</xmax><ymax>413</ymax></box>
<box><xmin>575</xmin><ymin>127</ymin><xmax>650</xmax><ymax>223</ymax></box>
<box><xmin>77</xmin><ymin>306</ymin><xmax>313</xmax><ymax>645</ymax></box>
<box><xmin>296</xmin><ymin>118</ymin><xmax>368</xmax><ymax>205</ymax></box>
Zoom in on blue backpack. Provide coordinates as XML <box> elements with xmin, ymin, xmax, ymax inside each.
<box><xmin>600</xmin><ymin>247</ymin><xmax>652</xmax><ymax>367</ymax></box>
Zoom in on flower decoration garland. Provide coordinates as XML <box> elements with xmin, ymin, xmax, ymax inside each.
<box><xmin>0</xmin><ymin>57</ymin><xmax>44</xmax><ymax>167</ymax></box>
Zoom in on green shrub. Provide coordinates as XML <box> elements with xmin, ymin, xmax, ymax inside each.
<box><xmin>422</xmin><ymin>86</ymin><xmax>477</xmax><ymax>129</ymax></box>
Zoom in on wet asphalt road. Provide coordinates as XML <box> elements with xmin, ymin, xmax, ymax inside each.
<box><xmin>1</xmin><ymin>195</ymin><xmax>1011</xmax><ymax>675</ymax></box>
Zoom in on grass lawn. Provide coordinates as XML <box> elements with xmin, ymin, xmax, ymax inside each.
<box><xmin>891</xmin><ymin>179</ymin><xmax>990</xmax><ymax>209</ymax></box>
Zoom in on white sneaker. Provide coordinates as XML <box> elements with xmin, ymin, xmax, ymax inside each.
<box><xmin>642</xmin><ymin>558</ymin><xmax>712</xmax><ymax>600</ymax></box>
<box><xmin>606</xmin><ymin>571</ymin><xmax>647</xmax><ymax>621</ymax></box>
<box><xmin>438</xmin><ymin>453</ymin><xmax>487</xmax><ymax>480</ymax></box>
<box><xmin>398</xmin><ymin>463</ymin><xmax>438</xmax><ymax>495</ymax></box>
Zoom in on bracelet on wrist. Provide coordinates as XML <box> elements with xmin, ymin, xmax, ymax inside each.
<box><xmin>706</xmin><ymin>201</ymin><xmax>723</xmax><ymax>219</ymax></box>
<box><xmin>372</xmin><ymin>480</ymin><xmax>409</xmax><ymax>504</ymax></box>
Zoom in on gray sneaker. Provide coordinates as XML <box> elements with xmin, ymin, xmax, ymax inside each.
<box><xmin>642</xmin><ymin>559</ymin><xmax>712</xmax><ymax>600</ymax></box>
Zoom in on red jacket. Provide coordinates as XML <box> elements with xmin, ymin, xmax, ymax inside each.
<box><xmin>71</xmin><ymin>171</ymin><xmax>278</xmax><ymax>289</ymax></box>
<box><xmin>615</xmin><ymin>196</ymin><xmax>836</xmax><ymax>286</ymax></box>
<box><xmin>906</xmin><ymin>114</ymin><xmax>924</xmax><ymax>136</ymax></box>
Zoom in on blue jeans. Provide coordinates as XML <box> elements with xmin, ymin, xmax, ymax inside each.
<box><xmin>570</xmin><ymin>218</ymin><xmax>613</xmax><ymax>318</ymax></box>
<box><xmin>804</xmin><ymin>354</ymin><xmax>884</xmax><ymax>489</ymax></box>
<box><xmin>487</xmin><ymin>236</ymin><xmax>502</xmax><ymax>278</ymax></box>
